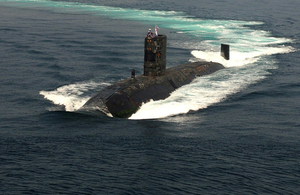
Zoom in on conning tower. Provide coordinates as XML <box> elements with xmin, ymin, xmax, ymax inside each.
<box><xmin>144</xmin><ymin>34</ymin><xmax>167</xmax><ymax>76</ymax></box>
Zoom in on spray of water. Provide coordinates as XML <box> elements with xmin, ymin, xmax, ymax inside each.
<box><xmin>40</xmin><ymin>81</ymin><xmax>109</xmax><ymax>112</ymax></box>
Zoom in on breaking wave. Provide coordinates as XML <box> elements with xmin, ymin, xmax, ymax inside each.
<box><xmin>40</xmin><ymin>81</ymin><xmax>109</xmax><ymax>112</ymax></box>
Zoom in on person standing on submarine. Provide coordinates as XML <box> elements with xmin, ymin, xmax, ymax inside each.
<box><xmin>146</xmin><ymin>29</ymin><xmax>151</xmax><ymax>37</ymax></box>
<box><xmin>146</xmin><ymin>29</ymin><xmax>156</xmax><ymax>38</ymax></box>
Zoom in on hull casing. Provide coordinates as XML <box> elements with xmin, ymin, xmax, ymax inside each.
<box><xmin>81</xmin><ymin>61</ymin><xmax>225</xmax><ymax>118</ymax></box>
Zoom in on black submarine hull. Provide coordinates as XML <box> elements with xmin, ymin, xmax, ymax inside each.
<box><xmin>80</xmin><ymin>61</ymin><xmax>225</xmax><ymax>118</ymax></box>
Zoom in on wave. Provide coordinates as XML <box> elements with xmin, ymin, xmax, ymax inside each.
<box><xmin>40</xmin><ymin>81</ymin><xmax>110</xmax><ymax>112</ymax></box>
<box><xmin>13</xmin><ymin>0</ymin><xmax>294</xmax><ymax>119</ymax></box>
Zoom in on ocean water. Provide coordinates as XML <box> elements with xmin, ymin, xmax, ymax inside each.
<box><xmin>1</xmin><ymin>0</ymin><xmax>300</xmax><ymax>194</ymax></box>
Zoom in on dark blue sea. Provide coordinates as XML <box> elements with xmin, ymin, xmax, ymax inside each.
<box><xmin>1</xmin><ymin>0</ymin><xmax>299</xmax><ymax>194</ymax></box>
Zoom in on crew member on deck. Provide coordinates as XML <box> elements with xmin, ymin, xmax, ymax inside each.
<box><xmin>146</xmin><ymin>29</ymin><xmax>155</xmax><ymax>38</ymax></box>
<box><xmin>151</xmin><ymin>32</ymin><xmax>157</xmax><ymax>37</ymax></box>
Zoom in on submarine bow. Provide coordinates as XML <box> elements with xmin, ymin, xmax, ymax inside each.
<box><xmin>80</xmin><ymin>34</ymin><xmax>225</xmax><ymax>118</ymax></box>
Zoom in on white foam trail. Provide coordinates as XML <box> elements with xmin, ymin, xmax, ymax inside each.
<box><xmin>9</xmin><ymin>0</ymin><xmax>294</xmax><ymax>119</ymax></box>
<box><xmin>130</xmin><ymin>46</ymin><xmax>296</xmax><ymax>120</ymax></box>
<box><xmin>190</xmin><ymin>46</ymin><xmax>295</xmax><ymax>68</ymax></box>
<box><xmin>130</xmin><ymin>66</ymin><xmax>259</xmax><ymax>120</ymax></box>
<box><xmin>40</xmin><ymin>81</ymin><xmax>109</xmax><ymax>112</ymax></box>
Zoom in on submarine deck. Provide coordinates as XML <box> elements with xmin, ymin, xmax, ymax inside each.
<box><xmin>82</xmin><ymin>61</ymin><xmax>225</xmax><ymax>118</ymax></box>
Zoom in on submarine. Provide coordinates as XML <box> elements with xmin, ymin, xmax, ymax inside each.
<box><xmin>80</xmin><ymin>34</ymin><xmax>228</xmax><ymax>118</ymax></box>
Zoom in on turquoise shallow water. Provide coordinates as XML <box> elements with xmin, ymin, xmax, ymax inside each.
<box><xmin>0</xmin><ymin>0</ymin><xmax>299</xmax><ymax>194</ymax></box>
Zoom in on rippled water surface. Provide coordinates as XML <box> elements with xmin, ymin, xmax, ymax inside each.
<box><xmin>1</xmin><ymin>0</ymin><xmax>300</xmax><ymax>194</ymax></box>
